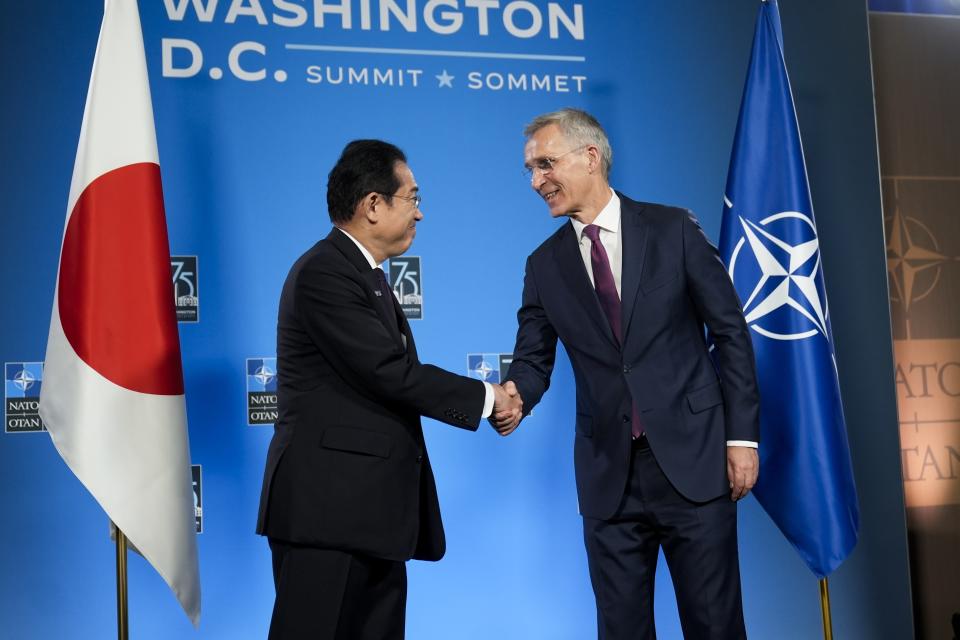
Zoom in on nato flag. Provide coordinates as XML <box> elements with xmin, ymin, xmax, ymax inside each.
<box><xmin>718</xmin><ymin>0</ymin><xmax>860</xmax><ymax>578</ymax></box>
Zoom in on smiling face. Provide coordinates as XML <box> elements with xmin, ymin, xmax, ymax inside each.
<box><xmin>375</xmin><ymin>162</ymin><xmax>422</xmax><ymax>260</ymax></box>
<box><xmin>524</xmin><ymin>123</ymin><xmax>608</xmax><ymax>222</ymax></box>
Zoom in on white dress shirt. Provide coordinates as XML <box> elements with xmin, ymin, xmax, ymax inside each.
<box><xmin>569</xmin><ymin>194</ymin><xmax>756</xmax><ymax>449</ymax></box>
<box><xmin>337</xmin><ymin>228</ymin><xmax>495</xmax><ymax>419</ymax></box>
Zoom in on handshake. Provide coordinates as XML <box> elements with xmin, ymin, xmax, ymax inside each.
<box><xmin>489</xmin><ymin>381</ymin><xmax>523</xmax><ymax>437</ymax></box>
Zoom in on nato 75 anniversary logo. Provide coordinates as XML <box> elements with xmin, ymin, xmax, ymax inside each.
<box><xmin>171</xmin><ymin>255</ymin><xmax>199</xmax><ymax>323</ymax></box>
<box><xmin>192</xmin><ymin>464</ymin><xmax>203</xmax><ymax>534</ymax></box>
<box><xmin>387</xmin><ymin>256</ymin><xmax>423</xmax><ymax>320</ymax></box>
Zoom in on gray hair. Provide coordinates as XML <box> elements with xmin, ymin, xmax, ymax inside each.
<box><xmin>524</xmin><ymin>108</ymin><xmax>613</xmax><ymax>179</ymax></box>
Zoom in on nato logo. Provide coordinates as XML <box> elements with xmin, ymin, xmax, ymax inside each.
<box><xmin>191</xmin><ymin>464</ymin><xmax>203</xmax><ymax>534</ymax></box>
<box><xmin>386</xmin><ymin>256</ymin><xmax>423</xmax><ymax>320</ymax></box>
<box><xmin>246</xmin><ymin>357</ymin><xmax>278</xmax><ymax>425</ymax></box>
<box><xmin>727</xmin><ymin>211</ymin><xmax>829</xmax><ymax>342</ymax></box>
<box><xmin>171</xmin><ymin>256</ymin><xmax>199</xmax><ymax>323</ymax></box>
<box><xmin>5</xmin><ymin>362</ymin><xmax>45</xmax><ymax>433</ymax></box>
<box><xmin>466</xmin><ymin>354</ymin><xmax>513</xmax><ymax>384</ymax></box>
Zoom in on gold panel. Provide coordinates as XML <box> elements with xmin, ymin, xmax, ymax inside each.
<box><xmin>895</xmin><ymin>339</ymin><xmax>960</xmax><ymax>507</ymax></box>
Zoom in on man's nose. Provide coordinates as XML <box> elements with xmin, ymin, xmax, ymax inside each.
<box><xmin>530</xmin><ymin>169</ymin><xmax>547</xmax><ymax>190</ymax></box>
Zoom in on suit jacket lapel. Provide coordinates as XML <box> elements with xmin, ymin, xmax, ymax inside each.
<box><xmin>619</xmin><ymin>195</ymin><xmax>649</xmax><ymax>342</ymax></box>
<box><xmin>329</xmin><ymin>228</ymin><xmax>409</xmax><ymax>350</ymax></box>
<box><xmin>553</xmin><ymin>222</ymin><xmax>619</xmax><ymax>348</ymax></box>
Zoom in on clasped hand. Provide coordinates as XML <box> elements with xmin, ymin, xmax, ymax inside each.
<box><xmin>489</xmin><ymin>381</ymin><xmax>523</xmax><ymax>436</ymax></box>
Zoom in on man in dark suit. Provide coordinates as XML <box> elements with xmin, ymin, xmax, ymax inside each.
<box><xmin>257</xmin><ymin>139</ymin><xmax>520</xmax><ymax>639</ymax></box>
<box><xmin>497</xmin><ymin>109</ymin><xmax>761</xmax><ymax>639</ymax></box>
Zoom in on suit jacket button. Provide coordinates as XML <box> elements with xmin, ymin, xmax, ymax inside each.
<box><xmin>623</xmin><ymin>365</ymin><xmax>631</xmax><ymax>374</ymax></box>
<box><xmin>416</xmin><ymin>455</ymin><xmax>423</xmax><ymax>463</ymax></box>
<box><xmin>622</xmin><ymin>415</ymin><xmax>630</xmax><ymax>423</ymax></box>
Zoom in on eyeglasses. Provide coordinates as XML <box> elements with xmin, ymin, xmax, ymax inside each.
<box><xmin>522</xmin><ymin>145</ymin><xmax>587</xmax><ymax>179</ymax></box>
<box><xmin>384</xmin><ymin>192</ymin><xmax>422</xmax><ymax>209</ymax></box>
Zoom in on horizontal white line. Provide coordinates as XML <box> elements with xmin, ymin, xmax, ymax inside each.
<box><xmin>285</xmin><ymin>43</ymin><xmax>585</xmax><ymax>62</ymax></box>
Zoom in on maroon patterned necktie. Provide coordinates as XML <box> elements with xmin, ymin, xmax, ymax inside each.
<box><xmin>583</xmin><ymin>224</ymin><xmax>641</xmax><ymax>439</ymax></box>
<box><xmin>582</xmin><ymin>225</ymin><xmax>621</xmax><ymax>343</ymax></box>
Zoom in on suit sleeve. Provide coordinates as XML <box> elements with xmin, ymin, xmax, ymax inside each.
<box><xmin>295</xmin><ymin>257</ymin><xmax>486</xmax><ymax>430</ymax></box>
<box><xmin>505</xmin><ymin>256</ymin><xmax>558</xmax><ymax>416</ymax></box>
<box><xmin>682</xmin><ymin>211</ymin><xmax>761</xmax><ymax>443</ymax></box>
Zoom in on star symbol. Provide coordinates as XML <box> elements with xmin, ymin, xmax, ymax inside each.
<box><xmin>736</xmin><ymin>213</ymin><xmax>827</xmax><ymax>339</ymax></box>
<box><xmin>254</xmin><ymin>365</ymin><xmax>275</xmax><ymax>387</ymax></box>
<box><xmin>472</xmin><ymin>359</ymin><xmax>494</xmax><ymax>381</ymax></box>
<box><xmin>13</xmin><ymin>368</ymin><xmax>35</xmax><ymax>393</ymax></box>
<box><xmin>886</xmin><ymin>206</ymin><xmax>950</xmax><ymax>312</ymax></box>
<box><xmin>436</xmin><ymin>70</ymin><xmax>454</xmax><ymax>88</ymax></box>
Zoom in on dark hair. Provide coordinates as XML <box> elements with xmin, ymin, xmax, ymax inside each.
<box><xmin>327</xmin><ymin>139</ymin><xmax>407</xmax><ymax>225</ymax></box>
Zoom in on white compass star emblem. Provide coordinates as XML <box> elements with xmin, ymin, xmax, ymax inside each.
<box><xmin>254</xmin><ymin>365</ymin><xmax>275</xmax><ymax>387</ymax></box>
<box><xmin>729</xmin><ymin>211</ymin><xmax>828</xmax><ymax>341</ymax></box>
<box><xmin>13</xmin><ymin>368</ymin><xmax>36</xmax><ymax>393</ymax></box>
<box><xmin>472</xmin><ymin>359</ymin><xmax>494</xmax><ymax>381</ymax></box>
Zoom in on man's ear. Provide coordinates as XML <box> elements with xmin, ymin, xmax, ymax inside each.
<box><xmin>360</xmin><ymin>192</ymin><xmax>380</xmax><ymax>222</ymax></box>
<box><xmin>585</xmin><ymin>145</ymin><xmax>601</xmax><ymax>175</ymax></box>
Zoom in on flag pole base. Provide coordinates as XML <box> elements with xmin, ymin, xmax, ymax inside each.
<box><xmin>819</xmin><ymin>577</ymin><xmax>834</xmax><ymax>640</ymax></box>
<box><xmin>115</xmin><ymin>524</ymin><xmax>129</xmax><ymax>640</ymax></box>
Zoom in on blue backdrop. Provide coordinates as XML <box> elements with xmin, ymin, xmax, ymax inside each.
<box><xmin>1</xmin><ymin>1</ymin><xmax>914</xmax><ymax>638</ymax></box>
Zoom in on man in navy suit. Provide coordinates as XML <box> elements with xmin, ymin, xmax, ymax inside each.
<box><xmin>497</xmin><ymin>109</ymin><xmax>760</xmax><ymax>639</ymax></box>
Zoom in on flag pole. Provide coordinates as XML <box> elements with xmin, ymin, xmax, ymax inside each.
<box><xmin>819</xmin><ymin>578</ymin><xmax>834</xmax><ymax>640</ymax></box>
<box><xmin>115</xmin><ymin>524</ymin><xmax>129</xmax><ymax>640</ymax></box>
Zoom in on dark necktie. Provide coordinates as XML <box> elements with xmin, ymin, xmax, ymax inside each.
<box><xmin>583</xmin><ymin>225</ymin><xmax>641</xmax><ymax>439</ymax></box>
<box><xmin>583</xmin><ymin>225</ymin><xmax>622</xmax><ymax>342</ymax></box>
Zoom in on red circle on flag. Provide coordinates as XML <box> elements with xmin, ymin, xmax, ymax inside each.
<box><xmin>58</xmin><ymin>163</ymin><xmax>185</xmax><ymax>395</ymax></box>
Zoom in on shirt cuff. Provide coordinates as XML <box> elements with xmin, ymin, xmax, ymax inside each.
<box><xmin>726</xmin><ymin>440</ymin><xmax>758</xmax><ymax>448</ymax></box>
<box><xmin>481</xmin><ymin>382</ymin><xmax>495</xmax><ymax>419</ymax></box>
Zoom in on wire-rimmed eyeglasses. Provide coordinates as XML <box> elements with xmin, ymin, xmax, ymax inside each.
<box><xmin>387</xmin><ymin>192</ymin><xmax>422</xmax><ymax>209</ymax></box>
<box><xmin>522</xmin><ymin>145</ymin><xmax>587</xmax><ymax>179</ymax></box>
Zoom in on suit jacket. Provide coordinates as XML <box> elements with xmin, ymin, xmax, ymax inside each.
<box><xmin>507</xmin><ymin>194</ymin><xmax>760</xmax><ymax>518</ymax></box>
<box><xmin>257</xmin><ymin>227</ymin><xmax>486</xmax><ymax>562</ymax></box>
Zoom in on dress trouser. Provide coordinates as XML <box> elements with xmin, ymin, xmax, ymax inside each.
<box><xmin>268</xmin><ymin>539</ymin><xmax>407</xmax><ymax>640</ymax></box>
<box><xmin>582</xmin><ymin>439</ymin><xmax>746</xmax><ymax>640</ymax></box>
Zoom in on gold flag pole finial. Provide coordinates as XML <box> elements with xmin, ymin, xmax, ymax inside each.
<box><xmin>819</xmin><ymin>577</ymin><xmax>834</xmax><ymax>640</ymax></box>
<box><xmin>115</xmin><ymin>524</ymin><xmax>129</xmax><ymax>640</ymax></box>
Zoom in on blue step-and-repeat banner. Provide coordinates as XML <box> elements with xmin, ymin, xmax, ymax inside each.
<box><xmin>1</xmin><ymin>2</ymin><xmax>914</xmax><ymax>638</ymax></box>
